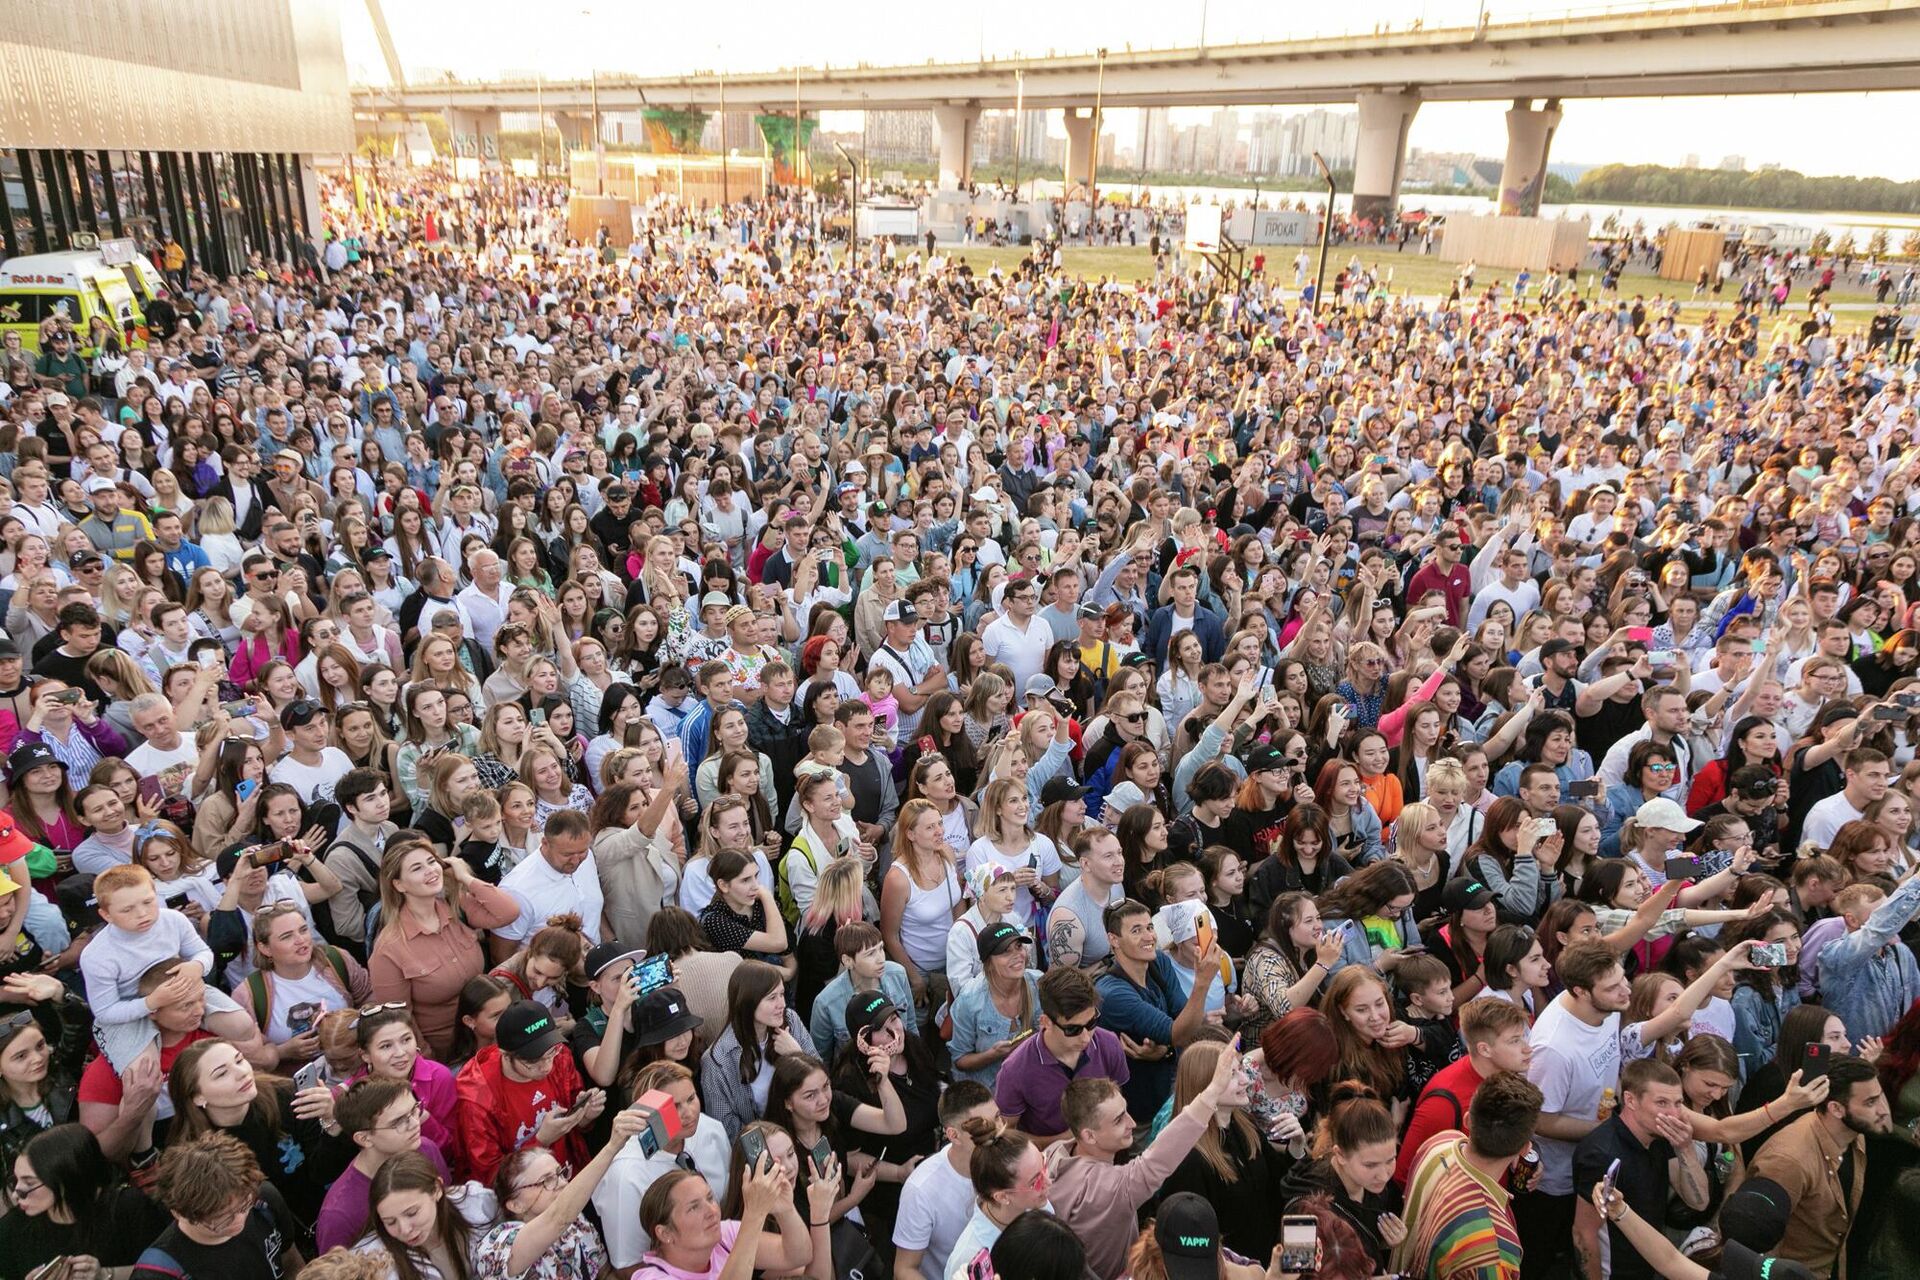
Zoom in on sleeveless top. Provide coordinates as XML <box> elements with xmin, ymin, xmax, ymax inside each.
<box><xmin>893</xmin><ymin>859</ymin><xmax>960</xmax><ymax>972</ymax></box>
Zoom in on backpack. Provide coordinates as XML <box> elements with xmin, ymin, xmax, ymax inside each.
<box><xmin>1082</xmin><ymin>746</ymin><xmax>1123</xmax><ymax>823</ymax></box>
<box><xmin>242</xmin><ymin>944</ymin><xmax>352</xmax><ymax>1029</ymax></box>
<box><xmin>775</xmin><ymin>832</ymin><xmax>826</xmax><ymax>926</ymax></box>
<box><xmin>1077</xmin><ymin>641</ymin><xmax>1113</xmax><ymax>707</ymax></box>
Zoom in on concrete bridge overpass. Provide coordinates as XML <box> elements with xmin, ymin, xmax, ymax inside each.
<box><xmin>351</xmin><ymin>0</ymin><xmax>1920</xmax><ymax>219</ymax></box>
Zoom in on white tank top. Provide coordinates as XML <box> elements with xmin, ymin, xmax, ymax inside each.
<box><xmin>895</xmin><ymin>860</ymin><xmax>960</xmax><ymax>972</ymax></box>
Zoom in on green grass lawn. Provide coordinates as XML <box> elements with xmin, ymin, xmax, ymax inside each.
<box><xmin>949</xmin><ymin>244</ymin><xmax>1879</xmax><ymax>331</ymax></box>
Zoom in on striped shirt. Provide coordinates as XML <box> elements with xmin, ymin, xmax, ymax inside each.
<box><xmin>1394</xmin><ymin>1131</ymin><xmax>1521</xmax><ymax>1280</ymax></box>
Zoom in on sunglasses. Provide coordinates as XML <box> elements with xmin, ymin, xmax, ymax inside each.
<box><xmin>1118</xmin><ymin>711</ymin><xmax>1147</xmax><ymax>723</ymax></box>
<box><xmin>1052</xmin><ymin>1018</ymin><xmax>1096</xmax><ymax>1037</ymax></box>
<box><xmin>358</xmin><ymin>1001</ymin><xmax>409</xmax><ymax>1018</ymax></box>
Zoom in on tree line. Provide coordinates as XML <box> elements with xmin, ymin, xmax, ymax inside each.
<box><xmin>1576</xmin><ymin>162</ymin><xmax>1920</xmax><ymax>217</ymax></box>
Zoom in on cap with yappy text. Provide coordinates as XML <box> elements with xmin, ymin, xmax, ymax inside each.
<box><xmin>496</xmin><ymin>1000</ymin><xmax>566</xmax><ymax>1061</ymax></box>
<box><xmin>1154</xmin><ymin>1193</ymin><xmax>1226</xmax><ymax>1280</ymax></box>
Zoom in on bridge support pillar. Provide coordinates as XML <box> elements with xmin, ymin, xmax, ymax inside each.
<box><xmin>1351</xmin><ymin>91</ymin><xmax>1420</xmax><ymax>224</ymax></box>
<box><xmin>446</xmin><ymin>107</ymin><xmax>502</xmax><ymax>166</ymax></box>
<box><xmin>933</xmin><ymin>104</ymin><xmax>980</xmax><ymax>190</ymax></box>
<box><xmin>1498</xmin><ymin>98</ymin><xmax>1562</xmax><ymax>217</ymax></box>
<box><xmin>554</xmin><ymin>113</ymin><xmax>595</xmax><ymax>154</ymax></box>
<box><xmin>1062</xmin><ymin>108</ymin><xmax>1096</xmax><ymax>198</ymax></box>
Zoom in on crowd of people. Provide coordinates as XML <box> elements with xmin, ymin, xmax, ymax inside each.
<box><xmin>0</xmin><ymin>168</ymin><xmax>1919</xmax><ymax>1280</ymax></box>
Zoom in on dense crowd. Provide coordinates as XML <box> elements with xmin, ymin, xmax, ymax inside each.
<box><xmin>0</xmin><ymin>170</ymin><xmax>1918</xmax><ymax>1280</ymax></box>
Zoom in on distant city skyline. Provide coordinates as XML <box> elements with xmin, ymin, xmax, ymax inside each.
<box><xmin>341</xmin><ymin>0</ymin><xmax>1920</xmax><ymax>181</ymax></box>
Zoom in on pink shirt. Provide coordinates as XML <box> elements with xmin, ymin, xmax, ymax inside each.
<box><xmin>634</xmin><ymin>1221</ymin><xmax>744</xmax><ymax>1280</ymax></box>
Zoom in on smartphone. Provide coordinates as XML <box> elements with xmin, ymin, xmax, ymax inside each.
<box><xmin>739</xmin><ymin>1126</ymin><xmax>769</xmax><ymax>1169</ymax></box>
<box><xmin>1648</xmin><ymin>649</ymin><xmax>1677</xmax><ymax>669</ymax></box>
<box><xmin>530</xmin><ymin>707</ymin><xmax>547</xmax><ymax>726</ymax></box>
<box><xmin>629</xmin><ymin>952</ymin><xmax>673</xmax><ymax>997</ymax></box>
<box><xmin>1279</xmin><ymin>1215</ymin><xmax>1318</xmax><ymax>1272</ymax></box>
<box><xmin>1568</xmin><ymin>778</ymin><xmax>1604</xmax><ymax>799</ymax></box>
<box><xmin>224</xmin><ymin>700</ymin><xmax>257</xmax><ymax>717</ymax></box>
<box><xmin>138</xmin><ymin>774</ymin><xmax>165</xmax><ymax>805</ymax></box>
<box><xmin>564</xmin><ymin>1090</ymin><xmax>593</xmax><ymax>1116</ymax></box>
<box><xmin>1899</xmin><ymin>691</ymin><xmax>1920</xmax><ymax>708</ymax></box>
<box><xmin>1534</xmin><ymin>818</ymin><xmax>1558</xmax><ymax>839</ymax></box>
<box><xmin>1626</xmin><ymin>627</ymin><xmax>1654</xmax><ymax>644</ymax></box>
<box><xmin>51</xmin><ymin>689</ymin><xmax>82</xmax><ymax>705</ymax></box>
<box><xmin>1751</xmin><ymin>638</ymin><xmax>1769</xmax><ymax>655</ymax></box>
<box><xmin>250</xmin><ymin>841</ymin><xmax>288</xmax><ymax>867</ymax></box>
<box><xmin>809</xmin><ymin>1136</ymin><xmax>835</xmax><ymax>1177</ymax></box>
<box><xmin>1195</xmin><ymin>913</ymin><xmax>1217</xmax><ymax>960</ymax></box>
<box><xmin>165</xmin><ymin>892</ymin><xmax>190</xmax><ymax>911</ymax></box>
<box><xmin>1873</xmin><ymin>705</ymin><xmax>1908</xmax><ymax>721</ymax></box>
<box><xmin>1664</xmin><ymin>855</ymin><xmax>1701</xmax><ymax>879</ymax></box>
<box><xmin>235</xmin><ymin>778</ymin><xmax>259</xmax><ymax>803</ymax></box>
<box><xmin>1800</xmin><ymin>1042</ymin><xmax>1832</xmax><ymax>1082</ymax></box>
<box><xmin>1601</xmin><ymin>1156</ymin><xmax>1622</xmax><ymax>1205</ymax></box>
<box><xmin>1751</xmin><ymin>941</ymin><xmax>1790</xmax><ymax>968</ymax></box>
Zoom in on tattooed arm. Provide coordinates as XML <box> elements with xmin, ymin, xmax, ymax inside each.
<box><xmin>1047</xmin><ymin>907</ymin><xmax>1087</xmax><ymax>972</ymax></box>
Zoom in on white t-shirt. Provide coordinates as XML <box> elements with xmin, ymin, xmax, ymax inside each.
<box><xmin>964</xmin><ymin>832</ymin><xmax>1062</xmax><ymax>928</ymax></box>
<box><xmin>896</xmin><ymin>1149</ymin><xmax>975</xmax><ymax>1280</ymax></box>
<box><xmin>981</xmin><ymin>614</ymin><xmax>1052</xmax><ymax>692</ymax></box>
<box><xmin>497</xmin><ymin>850</ymin><xmax>607</xmax><ymax>944</ymax></box>
<box><xmin>1527</xmin><ymin>996</ymin><xmax>1621</xmax><ymax>1196</ymax></box>
<box><xmin>1691</xmin><ymin>996</ymin><xmax>1737</xmax><ymax>1045</ymax></box>
<box><xmin>262</xmin><ymin>964</ymin><xmax>348</xmax><ymax>1045</ymax></box>
<box><xmin>591</xmin><ymin>1113</ymin><xmax>732</xmax><ymax>1268</ymax></box>
<box><xmin>270</xmin><ymin>747</ymin><xmax>354</xmax><ymax>805</ymax></box>
<box><xmin>125</xmin><ymin>737</ymin><xmax>198</xmax><ymax>797</ymax></box>
<box><xmin>224</xmin><ymin>875</ymin><xmax>317</xmax><ymax>984</ymax></box>
<box><xmin>1802</xmin><ymin>791</ymin><xmax>1866</xmax><ymax>850</ymax></box>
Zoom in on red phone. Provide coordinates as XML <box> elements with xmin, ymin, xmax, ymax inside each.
<box><xmin>1627</xmin><ymin>626</ymin><xmax>1654</xmax><ymax>644</ymax></box>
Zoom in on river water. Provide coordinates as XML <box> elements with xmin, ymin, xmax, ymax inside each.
<box><xmin>1022</xmin><ymin>179</ymin><xmax>1920</xmax><ymax>243</ymax></box>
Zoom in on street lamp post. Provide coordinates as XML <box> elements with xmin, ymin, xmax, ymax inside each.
<box><xmin>1312</xmin><ymin>151</ymin><xmax>1336</xmax><ymax>315</ymax></box>
<box><xmin>1089</xmin><ymin>48</ymin><xmax>1107</xmax><ymax>213</ymax></box>
<box><xmin>835</xmin><ymin>141</ymin><xmax>858</xmax><ymax>259</ymax></box>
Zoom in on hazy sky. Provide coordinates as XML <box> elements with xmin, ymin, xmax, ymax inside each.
<box><xmin>342</xmin><ymin>0</ymin><xmax>1920</xmax><ymax>180</ymax></box>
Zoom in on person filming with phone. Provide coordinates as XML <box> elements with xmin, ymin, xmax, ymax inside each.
<box><xmin>454</xmin><ymin>998</ymin><xmax>605</xmax><ymax>1185</ymax></box>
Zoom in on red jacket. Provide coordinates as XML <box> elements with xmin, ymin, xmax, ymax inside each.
<box><xmin>453</xmin><ymin>1043</ymin><xmax>588</xmax><ymax>1184</ymax></box>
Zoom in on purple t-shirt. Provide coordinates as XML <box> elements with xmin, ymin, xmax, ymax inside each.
<box><xmin>315</xmin><ymin>1136</ymin><xmax>450</xmax><ymax>1252</ymax></box>
<box><xmin>992</xmin><ymin>1027</ymin><xmax>1130</xmax><ymax>1138</ymax></box>
<box><xmin>634</xmin><ymin>1220</ymin><xmax>743</xmax><ymax>1280</ymax></box>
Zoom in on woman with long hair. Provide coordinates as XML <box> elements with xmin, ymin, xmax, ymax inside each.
<box><xmin>1248</xmin><ymin>802</ymin><xmax>1352</xmax><ymax>915</ymax></box>
<box><xmin>879</xmin><ymin>796</ymin><xmax>962</xmax><ymax>1015</ymax></box>
<box><xmin>1312</xmin><ymin>757</ymin><xmax>1386</xmax><ymax>868</ymax></box>
<box><xmin>1723</xmin><ymin>906</ymin><xmax>1805</xmax><ymax>1083</ymax></box>
<box><xmin>914</xmin><ymin>693</ymin><xmax>982</xmax><ymax>797</ymax></box>
<box><xmin>1277</xmin><ymin>1084</ymin><xmax>1405</xmax><ymax>1272</ymax></box>
<box><xmin>360</xmin><ymin>1149</ymin><xmax>496</xmax><ymax>1280</ymax></box>
<box><xmin>1241</xmin><ymin>892</ymin><xmax>1345</xmax><ymax>1037</ymax></box>
<box><xmin>1319</xmin><ymin>966</ymin><xmax>1417</xmax><ymax>1120</ymax></box>
<box><xmin>1686</xmin><ymin>715</ymin><xmax>1783</xmax><ymax>817</ymax></box>
<box><xmin>164</xmin><ymin>1038</ymin><xmax>337</xmax><ymax>1232</ymax></box>
<box><xmin>964</xmin><ymin>777</ymin><xmax>1062</xmax><ymax>932</ymax></box>
<box><xmin>1389</xmin><ymin>800</ymin><xmax>1451</xmax><ymax>923</ymax></box>
<box><xmin>0</xmin><ymin>1123</ymin><xmax>168</xmax><ymax>1278</ymax></box>
<box><xmin>367</xmin><ymin>836</ymin><xmax>520</xmax><ymax>1059</ymax></box>
<box><xmin>1158</xmin><ymin>1036</ymin><xmax>1284</xmax><ymax>1264</ymax></box>
<box><xmin>698</xmin><ymin>960</ymin><xmax>817</xmax><ymax>1142</ymax></box>
<box><xmin>1460</xmin><ymin>795</ymin><xmax>1565</xmax><ymax>926</ymax></box>
<box><xmin>1477</xmin><ymin>921</ymin><xmax>1549</xmax><ymax>1021</ymax></box>
<box><xmin>1316</xmin><ymin>861</ymin><xmax>1422</xmax><ymax>979</ymax></box>
<box><xmin>0</xmin><ymin>973</ymin><xmax>92</xmax><ymax>1172</ymax></box>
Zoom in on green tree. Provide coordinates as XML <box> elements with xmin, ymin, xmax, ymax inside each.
<box><xmin>1869</xmin><ymin>228</ymin><xmax>1890</xmax><ymax>256</ymax></box>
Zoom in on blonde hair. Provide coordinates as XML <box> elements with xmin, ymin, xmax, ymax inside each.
<box><xmin>196</xmin><ymin>497</ymin><xmax>237</xmax><ymax>537</ymax></box>
<box><xmin>976</xmin><ymin>778</ymin><xmax>1031</xmax><ymax>846</ymax></box>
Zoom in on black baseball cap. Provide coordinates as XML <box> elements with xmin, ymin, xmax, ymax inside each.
<box><xmin>632</xmin><ymin>986</ymin><xmax>704</xmax><ymax>1047</ymax></box>
<box><xmin>976</xmin><ymin>921</ymin><xmax>1031</xmax><ymax>963</ymax></box>
<box><xmin>280</xmin><ymin>699</ymin><xmax>326</xmax><ymax>730</ymax></box>
<box><xmin>1155</xmin><ymin>1193</ymin><xmax>1225</xmax><ymax>1280</ymax></box>
<box><xmin>1539</xmin><ymin>637</ymin><xmax>1579</xmax><ymax>659</ymax></box>
<box><xmin>1039</xmin><ymin>776</ymin><xmax>1090</xmax><ymax>806</ymax></box>
<box><xmin>0</xmin><ymin>639</ymin><xmax>21</xmax><ymax>660</ymax></box>
<box><xmin>844</xmin><ymin>991</ymin><xmax>899</xmax><ymax>1043</ymax></box>
<box><xmin>1443</xmin><ymin>878</ymin><xmax>1499</xmax><ymax>912</ymax></box>
<box><xmin>584</xmin><ymin>941</ymin><xmax>643</xmax><ymax>979</ymax></box>
<box><xmin>496</xmin><ymin>1000</ymin><xmax>566</xmax><ymax>1061</ymax></box>
<box><xmin>1243</xmin><ymin>744</ymin><xmax>1288</xmax><ymax>773</ymax></box>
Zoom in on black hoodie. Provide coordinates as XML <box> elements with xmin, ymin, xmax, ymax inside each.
<box><xmin>1278</xmin><ymin>1154</ymin><xmax>1404</xmax><ymax>1273</ymax></box>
